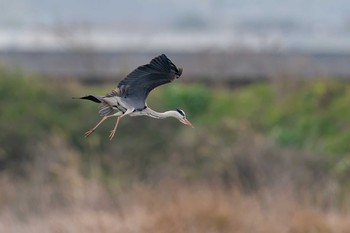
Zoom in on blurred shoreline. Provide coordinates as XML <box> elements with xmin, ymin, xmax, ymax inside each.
<box><xmin>1</xmin><ymin>49</ymin><xmax>350</xmax><ymax>82</ymax></box>
<box><xmin>1</xmin><ymin>28</ymin><xmax>349</xmax><ymax>82</ymax></box>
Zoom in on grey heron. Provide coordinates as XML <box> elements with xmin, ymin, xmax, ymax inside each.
<box><xmin>76</xmin><ymin>54</ymin><xmax>193</xmax><ymax>140</ymax></box>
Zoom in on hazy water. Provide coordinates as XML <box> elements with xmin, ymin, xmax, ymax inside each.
<box><xmin>0</xmin><ymin>0</ymin><xmax>349</xmax><ymax>52</ymax></box>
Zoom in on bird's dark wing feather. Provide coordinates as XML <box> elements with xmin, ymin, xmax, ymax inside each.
<box><xmin>117</xmin><ymin>54</ymin><xmax>182</xmax><ymax>109</ymax></box>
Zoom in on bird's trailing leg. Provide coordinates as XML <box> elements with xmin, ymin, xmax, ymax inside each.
<box><xmin>85</xmin><ymin>115</ymin><xmax>111</xmax><ymax>137</ymax></box>
<box><xmin>108</xmin><ymin>108</ymin><xmax>134</xmax><ymax>140</ymax></box>
<box><xmin>109</xmin><ymin>116</ymin><xmax>121</xmax><ymax>141</ymax></box>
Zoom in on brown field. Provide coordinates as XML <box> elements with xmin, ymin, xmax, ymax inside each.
<box><xmin>0</xmin><ymin>178</ymin><xmax>349</xmax><ymax>233</ymax></box>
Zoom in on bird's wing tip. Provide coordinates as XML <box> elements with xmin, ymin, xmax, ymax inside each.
<box><xmin>177</xmin><ymin>68</ymin><xmax>183</xmax><ymax>77</ymax></box>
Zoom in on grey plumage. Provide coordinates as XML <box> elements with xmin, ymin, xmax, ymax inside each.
<box><xmin>79</xmin><ymin>54</ymin><xmax>183</xmax><ymax>115</ymax></box>
<box><xmin>75</xmin><ymin>54</ymin><xmax>192</xmax><ymax>140</ymax></box>
<box><xmin>116</xmin><ymin>54</ymin><xmax>182</xmax><ymax>110</ymax></box>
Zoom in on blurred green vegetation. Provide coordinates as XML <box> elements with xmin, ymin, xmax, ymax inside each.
<box><xmin>161</xmin><ymin>79</ymin><xmax>350</xmax><ymax>157</ymax></box>
<box><xmin>162</xmin><ymin>84</ymin><xmax>211</xmax><ymax>118</ymax></box>
<box><xmin>1</xmin><ymin>68</ymin><xmax>350</xmax><ymax>192</ymax></box>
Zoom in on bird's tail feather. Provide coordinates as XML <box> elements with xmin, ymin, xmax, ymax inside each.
<box><xmin>73</xmin><ymin>95</ymin><xmax>114</xmax><ymax>116</ymax></box>
<box><xmin>73</xmin><ymin>95</ymin><xmax>102</xmax><ymax>103</ymax></box>
<box><xmin>99</xmin><ymin>102</ymin><xmax>113</xmax><ymax>116</ymax></box>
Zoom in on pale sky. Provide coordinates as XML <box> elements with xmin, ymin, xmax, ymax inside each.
<box><xmin>0</xmin><ymin>0</ymin><xmax>349</xmax><ymax>51</ymax></box>
<box><xmin>0</xmin><ymin>0</ymin><xmax>348</xmax><ymax>31</ymax></box>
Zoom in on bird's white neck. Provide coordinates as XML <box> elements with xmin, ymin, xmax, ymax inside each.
<box><xmin>131</xmin><ymin>107</ymin><xmax>178</xmax><ymax>119</ymax></box>
<box><xmin>146</xmin><ymin>108</ymin><xmax>179</xmax><ymax>119</ymax></box>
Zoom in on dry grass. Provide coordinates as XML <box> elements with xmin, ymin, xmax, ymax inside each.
<box><xmin>0</xmin><ymin>181</ymin><xmax>349</xmax><ymax>233</ymax></box>
<box><xmin>0</xmin><ymin>134</ymin><xmax>349</xmax><ymax>233</ymax></box>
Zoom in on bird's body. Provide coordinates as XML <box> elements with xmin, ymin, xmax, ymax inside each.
<box><xmin>76</xmin><ymin>54</ymin><xmax>193</xmax><ymax>140</ymax></box>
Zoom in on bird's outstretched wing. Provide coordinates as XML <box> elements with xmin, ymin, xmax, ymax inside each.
<box><xmin>116</xmin><ymin>54</ymin><xmax>182</xmax><ymax>109</ymax></box>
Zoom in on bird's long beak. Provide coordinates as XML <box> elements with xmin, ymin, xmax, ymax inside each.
<box><xmin>183</xmin><ymin>118</ymin><xmax>194</xmax><ymax>128</ymax></box>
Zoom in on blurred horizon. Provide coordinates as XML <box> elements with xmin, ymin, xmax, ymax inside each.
<box><xmin>0</xmin><ymin>0</ymin><xmax>350</xmax><ymax>52</ymax></box>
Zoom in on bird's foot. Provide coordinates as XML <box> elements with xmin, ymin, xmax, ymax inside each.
<box><xmin>109</xmin><ymin>130</ymin><xmax>116</xmax><ymax>141</ymax></box>
<box><xmin>85</xmin><ymin>129</ymin><xmax>94</xmax><ymax>137</ymax></box>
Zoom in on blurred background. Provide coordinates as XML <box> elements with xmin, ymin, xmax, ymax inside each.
<box><xmin>1</xmin><ymin>0</ymin><xmax>350</xmax><ymax>232</ymax></box>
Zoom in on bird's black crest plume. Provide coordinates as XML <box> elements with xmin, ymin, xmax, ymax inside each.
<box><xmin>176</xmin><ymin>108</ymin><xmax>185</xmax><ymax>116</ymax></box>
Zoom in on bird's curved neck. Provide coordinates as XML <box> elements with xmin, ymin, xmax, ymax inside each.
<box><xmin>143</xmin><ymin>107</ymin><xmax>177</xmax><ymax>119</ymax></box>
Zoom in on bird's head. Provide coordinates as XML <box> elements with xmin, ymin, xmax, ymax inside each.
<box><xmin>175</xmin><ymin>109</ymin><xmax>194</xmax><ymax>128</ymax></box>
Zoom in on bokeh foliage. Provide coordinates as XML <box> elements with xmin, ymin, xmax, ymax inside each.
<box><xmin>1</xmin><ymin>69</ymin><xmax>350</xmax><ymax>188</ymax></box>
<box><xmin>160</xmin><ymin>79</ymin><xmax>350</xmax><ymax>156</ymax></box>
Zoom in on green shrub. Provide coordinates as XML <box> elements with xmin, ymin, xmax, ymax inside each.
<box><xmin>161</xmin><ymin>84</ymin><xmax>212</xmax><ymax>118</ymax></box>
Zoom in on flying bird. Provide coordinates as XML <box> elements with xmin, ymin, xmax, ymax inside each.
<box><xmin>75</xmin><ymin>54</ymin><xmax>193</xmax><ymax>140</ymax></box>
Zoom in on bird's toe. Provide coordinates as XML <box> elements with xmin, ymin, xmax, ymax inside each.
<box><xmin>85</xmin><ymin>129</ymin><xmax>94</xmax><ymax>137</ymax></box>
<box><xmin>109</xmin><ymin>130</ymin><xmax>116</xmax><ymax>140</ymax></box>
